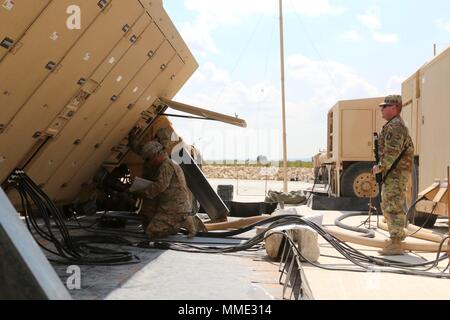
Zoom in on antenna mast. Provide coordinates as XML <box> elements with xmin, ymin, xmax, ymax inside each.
<box><xmin>279</xmin><ymin>0</ymin><xmax>288</xmax><ymax>192</ymax></box>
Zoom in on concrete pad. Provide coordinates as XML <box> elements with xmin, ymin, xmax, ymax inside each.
<box><xmin>44</xmin><ymin>179</ymin><xmax>450</xmax><ymax>300</ymax></box>
<box><xmin>103</xmin><ymin>251</ymin><xmax>274</xmax><ymax>300</ymax></box>
<box><xmin>51</xmin><ymin>243</ymin><xmax>283</xmax><ymax>300</ymax></box>
<box><xmin>295</xmin><ymin>205</ymin><xmax>450</xmax><ymax>300</ymax></box>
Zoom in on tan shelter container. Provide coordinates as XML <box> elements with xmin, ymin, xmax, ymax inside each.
<box><xmin>399</xmin><ymin>46</ymin><xmax>450</xmax><ymax>227</ymax></box>
<box><xmin>327</xmin><ymin>98</ymin><xmax>385</xmax><ymax>163</ymax></box>
<box><xmin>323</xmin><ymin>98</ymin><xmax>385</xmax><ymax>197</ymax></box>
<box><xmin>416</xmin><ymin>47</ymin><xmax>450</xmax><ymax>192</ymax></box>
<box><xmin>401</xmin><ymin>69</ymin><xmax>423</xmax><ymax>157</ymax></box>
<box><xmin>402</xmin><ymin>46</ymin><xmax>450</xmax><ymax>192</ymax></box>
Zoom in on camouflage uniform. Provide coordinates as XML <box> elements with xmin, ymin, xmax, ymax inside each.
<box><xmin>125</xmin><ymin>117</ymin><xmax>182</xmax><ymax>179</ymax></box>
<box><xmin>155</xmin><ymin>127</ymin><xmax>203</xmax><ymax>217</ymax></box>
<box><xmin>379</xmin><ymin>116</ymin><xmax>414</xmax><ymax>239</ymax></box>
<box><xmin>156</xmin><ymin>127</ymin><xmax>181</xmax><ymax>156</ymax></box>
<box><xmin>137</xmin><ymin>153</ymin><xmax>192</xmax><ymax>239</ymax></box>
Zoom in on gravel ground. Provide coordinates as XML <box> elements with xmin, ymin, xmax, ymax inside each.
<box><xmin>203</xmin><ymin>166</ymin><xmax>314</xmax><ymax>182</ymax></box>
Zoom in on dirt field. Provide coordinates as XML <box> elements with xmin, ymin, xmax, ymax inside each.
<box><xmin>202</xmin><ymin>165</ymin><xmax>314</xmax><ymax>182</ymax></box>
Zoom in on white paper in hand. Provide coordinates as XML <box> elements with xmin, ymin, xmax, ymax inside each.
<box><xmin>129</xmin><ymin>177</ymin><xmax>153</xmax><ymax>192</ymax></box>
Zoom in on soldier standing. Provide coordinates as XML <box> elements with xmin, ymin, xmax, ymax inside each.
<box><xmin>373</xmin><ymin>95</ymin><xmax>414</xmax><ymax>256</ymax></box>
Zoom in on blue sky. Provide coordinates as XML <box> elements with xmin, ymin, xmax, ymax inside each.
<box><xmin>163</xmin><ymin>0</ymin><xmax>450</xmax><ymax>161</ymax></box>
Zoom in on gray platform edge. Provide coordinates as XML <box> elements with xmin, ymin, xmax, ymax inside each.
<box><xmin>0</xmin><ymin>188</ymin><xmax>71</xmax><ymax>300</ymax></box>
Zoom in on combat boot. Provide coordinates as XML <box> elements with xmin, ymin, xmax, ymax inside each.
<box><xmin>193</xmin><ymin>215</ymin><xmax>208</xmax><ymax>233</ymax></box>
<box><xmin>378</xmin><ymin>237</ymin><xmax>404</xmax><ymax>256</ymax></box>
<box><xmin>185</xmin><ymin>215</ymin><xmax>208</xmax><ymax>238</ymax></box>
<box><xmin>185</xmin><ymin>216</ymin><xmax>197</xmax><ymax>238</ymax></box>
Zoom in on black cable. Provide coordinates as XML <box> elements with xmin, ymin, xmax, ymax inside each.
<box><xmin>278</xmin><ymin>232</ymin><xmax>450</xmax><ymax>279</ymax></box>
<box><xmin>139</xmin><ymin>215</ymin><xmax>450</xmax><ymax>279</ymax></box>
<box><xmin>17</xmin><ymin>174</ymin><xmax>442</xmax><ymax>278</ymax></box>
<box><xmin>408</xmin><ymin>199</ymin><xmax>436</xmax><ymax>238</ymax></box>
<box><xmin>61</xmin><ymin>209</ymin><xmax>450</xmax><ymax>277</ymax></box>
<box><xmin>70</xmin><ymin>210</ymin><xmax>108</xmax><ymax>230</ymax></box>
<box><xmin>9</xmin><ymin>170</ymin><xmax>139</xmax><ymax>265</ymax></box>
<box><xmin>182</xmin><ymin>214</ymin><xmax>304</xmax><ymax>238</ymax></box>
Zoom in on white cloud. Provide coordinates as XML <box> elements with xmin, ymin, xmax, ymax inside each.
<box><xmin>373</xmin><ymin>32</ymin><xmax>399</xmax><ymax>44</ymax></box>
<box><xmin>358</xmin><ymin>6</ymin><xmax>381</xmax><ymax>30</ymax></box>
<box><xmin>436</xmin><ymin>18</ymin><xmax>450</xmax><ymax>32</ymax></box>
<box><xmin>172</xmin><ymin>57</ymin><xmax>380</xmax><ymax>159</ymax></box>
<box><xmin>286</xmin><ymin>54</ymin><xmax>379</xmax><ymax>100</ymax></box>
<box><xmin>339</xmin><ymin>30</ymin><xmax>364</xmax><ymax>42</ymax></box>
<box><xmin>200</xmin><ymin>62</ymin><xmax>231</xmax><ymax>84</ymax></box>
<box><xmin>357</xmin><ymin>6</ymin><xmax>399</xmax><ymax>44</ymax></box>
<box><xmin>171</xmin><ymin>62</ymin><xmax>284</xmax><ymax>160</ymax></box>
<box><xmin>386</xmin><ymin>75</ymin><xmax>406</xmax><ymax>94</ymax></box>
<box><xmin>185</xmin><ymin>0</ymin><xmax>345</xmax><ymax>21</ymax></box>
<box><xmin>288</xmin><ymin>0</ymin><xmax>346</xmax><ymax>17</ymax></box>
<box><xmin>181</xmin><ymin>19</ymin><xmax>220</xmax><ymax>56</ymax></box>
<box><xmin>180</xmin><ymin>0</ymin><xmax>345</xmax><ymax>55</ymax></box>
<box><xmin>176</xmin><ymin>63</ymin><xmax>279</xmax><ymax>116</ymax></box>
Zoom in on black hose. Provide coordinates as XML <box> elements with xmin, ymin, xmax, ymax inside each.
<box><xmin>334</xmin><ymin>192</ymin><xmax>427</xmax><ymax>239</ymax></box>
<box><xmin>334</xmin><ymin>212</ymin><xmax>376</xmax><ymax>238</ymax></box>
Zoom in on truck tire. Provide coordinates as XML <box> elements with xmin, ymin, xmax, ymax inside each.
<box><xmin>341</xmin><ymin>162</ymin><xmax>379</xmax><ymax>198</ymax></box>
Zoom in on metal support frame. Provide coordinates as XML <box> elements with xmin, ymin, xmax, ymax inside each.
<box><xmin>277</xmin><ymin>232</ymin><xmax>314</xmax><ymax>300</ymax></box>
<box><xmin>180</xmin><ymin>148</ymin><xmax>230</xmax><ymax>221</ymax></box>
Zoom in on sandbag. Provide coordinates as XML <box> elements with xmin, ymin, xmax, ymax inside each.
<box><xmin>265</xmin><ymin>190</ymin><xmax>307</xmax><ymax>205</ymax></box>
<box><xmin>263</xmin><ymin>225</ymin><xmax>320</xmax><ymax>262</ymax></box>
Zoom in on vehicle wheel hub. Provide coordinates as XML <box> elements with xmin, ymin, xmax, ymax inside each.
<box><xmin>353</xmin><ymin>173</ymin><xmax>379</xmax><ymax>198</ymax></box>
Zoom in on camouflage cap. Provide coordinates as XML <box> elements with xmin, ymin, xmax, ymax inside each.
<box><xmin>379</xmin><ymin>95</ymin><xmax>402</xmax><ymax>107</ymax></box>
<box><xmin>141</xmin><ymin>141</ymin><xmax>165</xmax><ymax>160</ymax></box>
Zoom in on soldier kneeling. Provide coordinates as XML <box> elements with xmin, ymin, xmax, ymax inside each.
<box><xmin>130</xmin><ymin>141</ymin><xmax>204</xmax><ymax>239</ymax></box>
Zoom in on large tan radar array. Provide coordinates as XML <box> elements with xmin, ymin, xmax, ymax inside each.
<box><xmin>0</xmin><ymin>0</ymin><xmax>199</xmax><ymax>204</ymax></box>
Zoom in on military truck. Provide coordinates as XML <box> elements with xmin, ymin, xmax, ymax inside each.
<box><xmin>314</xmin><ymin>47</ymin><xmax>450</xmax><ymax>228</ymax></box>
<box><xmin>316</xmin><ymin>97</ymin><xmax>385</xmax><ymax>199</ymax></box>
